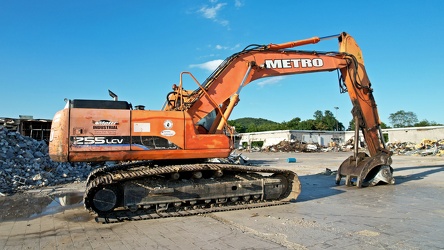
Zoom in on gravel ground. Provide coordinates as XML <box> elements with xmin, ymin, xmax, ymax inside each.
<box><xmin>1</xmin><ymin>151</ymin><xmax>443</xmax><ymax>249</ymax></box>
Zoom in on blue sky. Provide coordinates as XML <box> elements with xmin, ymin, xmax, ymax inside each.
<box><xmin>1</xmin><ymin>1</ymin><xmax>444</xmax><ymax>127</ymax></box>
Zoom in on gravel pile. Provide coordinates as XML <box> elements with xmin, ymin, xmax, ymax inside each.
<box><xmin>0</xmin><ymin>127</ymin><xmax>98</xmax><ymax>194</ymax></box>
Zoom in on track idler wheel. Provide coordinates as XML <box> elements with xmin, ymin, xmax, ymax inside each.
<box><xmin>91</xmin><ymin>186</ymin><xmax>120</xmax><ymax>212</ymax></box>
<box><xmin>271</xmin><ymin>172</ymin><xmax>301</xmax><ymax>201</ymax></box>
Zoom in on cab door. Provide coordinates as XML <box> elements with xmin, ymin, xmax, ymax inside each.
<box><xmin>130</xmin><ymin>110</ymin><xmax>185</xmax><ymax>150</ymax></box>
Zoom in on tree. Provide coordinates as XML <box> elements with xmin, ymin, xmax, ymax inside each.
<box><xmin>380</xmin><ymin>122</ymin><xmax>389</xmax><ymax>129</ymax></box>
<box><xmin>228</xmin><ymin>120</ymin><xmax>246</xmax><ymax>133</ymax></box>
<box><xmin>414</xmin><ymin>119</ymin><xmax>442</xmax><ymax>127</ymax></box>
<box><xmin>282</xmin><ymin>117</ymin><xmax>301</xmax><ymax>130</ymax></box>
<box><xmin>388</xmin><ymin>110</ymin><xmax>418</xmax><ymax>128</ymax></box>
<box><xmin>298</xmin><ymin>119</ymin><xmax>317</xmax><ymax>130</ymax></box>
<box><xmin>228</xmin><ymin>117</ymin><xmax>280</xmax><ymax>133</ymax></box>
<box><xmin>312</xmin><ymin>110</ymin><xmax>344</xmax><ymax>131</ymax></box>
<box><xmin>348</xmin><ymin>119</ymin><xmax>389</xmax><ymax>131</ymax></box>
<box><xmin>246</xmin><ymin>124</ymin><xmax>258</xmax><ymax>133</ymax></box>
<box><xmin>228</xmin><ymin>110</ymin><xmax>348</xmax><ymax>133</ymax></box>
<box><xmin>347</xmin><ymin>119</ymin><xmax>355</xmax><ymax>131</ymax></box>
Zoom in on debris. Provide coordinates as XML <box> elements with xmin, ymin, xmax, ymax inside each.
<box><xmin>13</xmin><ymin>175</ymin><xmax>27</xmax><ymax>185</ymax></box>
<box><xmin>263</xmin><ymin>140</ymin><xmax>321</xmax><ymax>153</ymax></box>
<box><xmin>287</xmin><ymin>158</ymin><xmax>297</xmax><ymax>163</ymax></box>
<box><xmin>228</xmin><ymin>152</ymin><xmax>249</xmax><ymax>164</ymax></box>
<box><xmin>387</xmin><ymin>138</ymin><xmax>444</xmax><ymax>156</ymax></box>
<box><xmin>0</xmin><ymin>127</ymin><xmax>100</xmax><ymax>194</ymax></box>
<box><xmin>209</xmin><ymin>152</ymin><xmax>250</xmax><ymax>164</ymax></box>
<box><xmin>318</xmin><ymin>168</ymin><xmax>337</xmax><ymax>176</ymax></box>
<box><xmin>259</xmin><ymin>138</ymin><xmax>443</xmax><ymax>157</ymax></box>
<box><xmin>1</xmin><ymin>123</ymin><xmax>441</xmax><ymax>195</ymax></box>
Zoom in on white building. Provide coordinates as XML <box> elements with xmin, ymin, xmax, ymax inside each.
<box><xmin>237</xmin><ymin>126</ymin><xmax>444</xmax><ymax>149</ymax></box>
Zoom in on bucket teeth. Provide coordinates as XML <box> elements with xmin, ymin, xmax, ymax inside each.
<box><xmin>336</xmin><ymin>152</ymin><xmax>394</xmax><ymax>187</ymax></box>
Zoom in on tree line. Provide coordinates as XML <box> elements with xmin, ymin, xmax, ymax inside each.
<box><xmin>228</xmin><ymin>109</ymin><xmax>442</xmax><ymax>133</ymax></box>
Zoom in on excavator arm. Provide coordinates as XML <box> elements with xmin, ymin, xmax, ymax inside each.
<box><xmin>336</xmin><ymin>34</ymin><xmax>394</xmax><ymax>187</ymax></box>
<box><xmin>166</xmin><ymin>32</ymin><xmax>394</xmax><ymax>187</ymax></box>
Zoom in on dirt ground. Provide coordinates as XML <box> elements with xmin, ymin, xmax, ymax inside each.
<box><xmin>1</xmin><ymin>151</ymin><xmax>443</xmax><ymax>249</ymax></box>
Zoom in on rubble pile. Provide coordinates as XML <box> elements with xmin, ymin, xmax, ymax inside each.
<box><xmin>0</xmin><ymin>127</ymin><xmax>97</xmax><ymax>194</ymax></box>
<box><xmin>249</xmin><ymin>138</ymin><xmax>443</xmax><ymax>157</ymax></box>
<box><xmin>263</xmin><ymin>140</ymin><xmax>320</xmax><ymax>153</ymax></box>
<box><xmin>209</xmin><ymin>152</ymin><xmax>250</xmax><ymax>164</ymax></box>
<box><xmin>387</xmin><ymin>139</ymin><xmax>444</xmax><ymax>156</ymax></box>
<box><xmin>261</xmin><ymin>138</ymin><xmax>368</xmax><ymax>153</ymax></box>
<box><xmin>342</xmin><ymin>137</ymin><xmax>355</xmax><ymax>150</ymax></box>
<box><xmin>339</xmin><ymin>137</ymin><xmax>366</xmax><ymax>151</ymax></box>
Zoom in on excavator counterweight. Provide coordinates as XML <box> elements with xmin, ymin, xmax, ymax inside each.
<box><xmin>49</xmin><ymin>32</ymin><xmax>394</xmax><ymax>223</ymax></box>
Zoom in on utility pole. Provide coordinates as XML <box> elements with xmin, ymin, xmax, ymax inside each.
<box><xmin>334</xmin><ymin>107</ymin><xmax>339</xmax><ymax>131</ymax></box>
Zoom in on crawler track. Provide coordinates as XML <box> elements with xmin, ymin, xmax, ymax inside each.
<box><xmin>94</xmin><ymin>200</ymin><xmax>290</xmax><ymax>223</ymax></box>
<box><xmin>84</xmin><ymin>162</ymin><xmax>301</xmax><ymax>223</ymax></box>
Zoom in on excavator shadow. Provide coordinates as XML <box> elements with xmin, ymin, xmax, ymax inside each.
<box><xmin>293</xmin><ymin>174</ymin><xmax>345</xmax><ymax>203</ymax></box>
<box><xmin>294</xmin><ymin>164</ymin><xmax>444</xmax><ymax>203</ymax></box>
<box><xmin>246</xmin><ymin>159</ymin><xmax>281</xmax><ymax>167</ymax></box>
<box><xmin>392</xmin><ymin>164</ymin><xmax>444</xmax><ymax>185</ymax></box>
<box><xmin>246</xmin><ymin>159</ymin><xmax>346</xmax><ymax>202</ymax></box>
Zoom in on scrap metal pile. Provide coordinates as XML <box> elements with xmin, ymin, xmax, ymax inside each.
<box><xmin>0</xmin><ymin>127</ymin><xmax>98</xmax><ymax>194</ymax></box>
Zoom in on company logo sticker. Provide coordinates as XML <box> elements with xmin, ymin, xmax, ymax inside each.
<box><xmin>264</xmin><ymin>58</ymin><xmax>324</xmax><ymax>69</ymax></box>
<box><xmin>134</xmin><ymin>123</ymin><xmax>150</xmax><ymax>132</ymax></box>
<box><xmin>73</xmin><ymin>136</ymin><xmax>123</xmax><ymax>145</ymax></box>
<box><xmin>92</xmin><ymin>120</ymin><xmax>119</xmax><ymax>129</ymax></box>
<box><xmin>161</xmin><ymin>130</ymin><xmax>176</xmax><ymax>136</ymax></box>
<box><xmin>164</xmin><ymin>120</ymin><xmax>173</xmax><ymax>129</ymax></box>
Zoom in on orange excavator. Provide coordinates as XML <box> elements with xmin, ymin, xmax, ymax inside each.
<box><xmin>49</xmin><ymin>32</ymin><xmax>394</xmax><ymax>222</ymax></box>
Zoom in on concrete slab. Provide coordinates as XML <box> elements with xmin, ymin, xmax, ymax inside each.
<box><xmin>0</xmin><ymin>152</ymin><xmax>443</xmax><ymax>249</ymax></box>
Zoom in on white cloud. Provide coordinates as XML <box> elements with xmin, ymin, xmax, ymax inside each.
<box><xmin>199</xmin><ymin>3</ymin><xmax>226</xmax><ymax>19</ymax></box>
<box><xmin>198</xmin><ymin>2</ymin><xmax>229</xmax><ymax>27</ymax></box>
<box><xmin>214</xmin><ymin>43</ymin><xmax>240</xmax><ymax>50</ymax></box>
<box><xmin>256</xmin><ymin>76</ymin><xmax>286</xmax><ymax>87</ymax></box>
<box><xmin>232</xmin><ymin>43</ymin><xmax>241</xmax><ymax>50</ymax></box>
<box><xmin>218</xmin><ymin>19</ymin><xmax>229</xmax><ymax>26</ymax></box>
<box><xmin>234</xmin><ymin>0</ymin><xmax>244</xmax><ymax>8</ymax></box>
<box><xmin>189</xmin><ymin>59</ymin><xmax>224</xmax><ymax>72</ymax></box>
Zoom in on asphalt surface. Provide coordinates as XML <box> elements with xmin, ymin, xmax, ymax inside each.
<box><xmin>0</xmin><ymin>151</ymin><xmax>443</xmax><ymax>249</ymax></box>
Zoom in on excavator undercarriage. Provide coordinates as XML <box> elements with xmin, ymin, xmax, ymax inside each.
<box><xmin>85</xmin><ymin>161</ymin><xmax>301</xmax><ymax>223</ymax></box>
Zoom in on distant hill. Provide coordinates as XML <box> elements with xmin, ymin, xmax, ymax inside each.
<box><xmin>229</xmin><ymin>117</ymin><xmax>278</xmax><ymax>127</ymax></box>
<box><xmin>228</xmin><ymin>117</ymin><xmax>281</xmax><ymax>133</ymax></box>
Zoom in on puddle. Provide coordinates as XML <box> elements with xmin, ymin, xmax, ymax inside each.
<box><xmin>0</xmin><ymin>191</ymin><xmax>84</xmax><ymax>222</ymax></box>
<box><xmin>30</xmin><ymin>191</ymin><xmax>84</xmax><ymax>219</ymax></box>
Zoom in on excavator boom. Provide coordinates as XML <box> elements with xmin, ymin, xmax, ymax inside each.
<box><xmin>164</xmin><ymin>32</ymin><xmax>394</xmax><ymax>187</ymax></box>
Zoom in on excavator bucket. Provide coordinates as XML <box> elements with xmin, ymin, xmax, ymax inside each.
<box><xmin>336</xmin><ymin>152</ymin><xmax>395</xmax><ymax>187</ymax></box>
